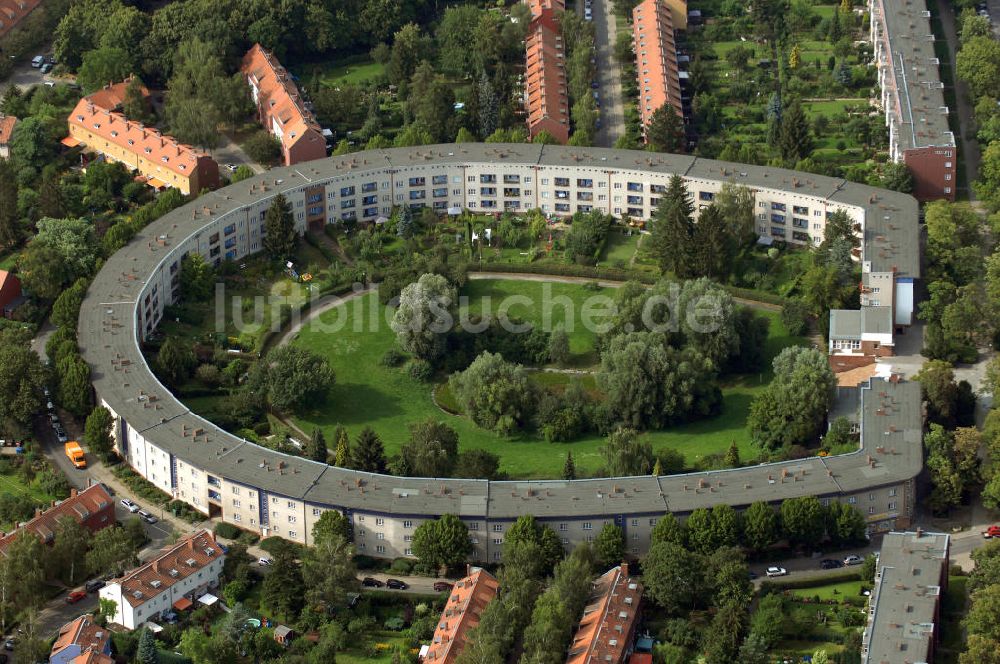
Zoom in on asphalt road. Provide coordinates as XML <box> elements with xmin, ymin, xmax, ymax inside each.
<box><xmin>6</xmin><ymin>52</ymin><xmax>55</xmax><ymax>92</ymax></box>
<box><xmin>586</xmin><ymin>0</ymin><xmax>626</xmax><ymax>147</ymax></box>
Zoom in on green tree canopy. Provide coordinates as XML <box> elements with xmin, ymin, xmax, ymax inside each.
<box><xmin>411</xmin><ymin>514</ymin><xmax>471</xmax><ymax>569</ymax></box>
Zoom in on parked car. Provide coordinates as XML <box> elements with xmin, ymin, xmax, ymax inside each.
<box><xmin>258</xmin><ymin>557</ymin><xmax>272</xmax><ymax>566</ymax></box>
<box><xmin>386</xmin><ymin>579</ymin><xmax>408</xmax><ymax>590</ymax></box>
<box><xmin>46</xmin><ymin>401</ymin><xmax>54</xmax><ymax>411</ymax></box>
<box><xmin>820</xmin><ymin>559</ymin><xmax>843</xmax><ymax>569</ymax></box>
<box><xmin>765</xmin><ymin>566</ymin><xmax>788</xmax><ymax>578</ymax></box>
<box><xmin>55</xmin><ymin>429</ymin><xmax>68</xmax><ymax>444</ymax></box>
<box><xmin>40</xmin><ymin>63</ymin><xmax>52</xmax><ymax>74</ymax></box>
<box><xmin>843</xmin><ymin>554</ymin><xmax>864</xmax><ymax>566</ymax></box>
<box><xmin>3</xmin><ymin>638</ymin><xmax>13</xmax><ymax>651</ymax></box>
<box><xmin>31</xmin><ymin>55</ymin><xmax>44</xmax><ymax>68</ymax></box>
<box><xmin>85</xmin><ymin>579</ymin><xmax>106</xmax><ymax>593</ymax></box>
<box><xmin>748</xmin><ymin>570</ymin><xmax>758</xmax><ymax>580</ymax></box>
<box><xmin>225</xmin><ymin>163</ymin><xmax>237</xmax><ymax>172</ymax></box>
<box><xmin>138</xmin><ymin>510</ymin><xmax>157</xmax><ymax>524</ymax></box>
<box><xmin>982</xmin><ymin>525</ymin><xmax>1000</xmax><ymax>539</ymax></box>
<box><xmin>433</xmin><ymin>581</ymin><xmax>453</xmax><ymax>592</ymax></box>
<box><xmin>65</xmin><ymin>590</ymin><xmax>87</xmax><ymax>604</ymax></box>
<box><xmin>48</xmin><ymin>413</ymin><xmax>59</xmax><ymax>424</ymax></box>
<box><xmin>361</xmin><ymin>577</ymin><xmax>384</xmax><ymax>588</ymax></box>
<box><xmin>120</xmin><ymin>498</ymin><xmax>140</xmax><ymax>513</ymax></box>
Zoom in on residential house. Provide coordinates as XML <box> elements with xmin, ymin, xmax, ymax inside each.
<box><xmin>524</xmin><ymin>9</ymin><xmax>570</xmax><ymax>144</ymax></box>
<box><xmin>0</xmin><ymin>0</ymin><xmax>41</xmax><ymax>39</ymax></box>
<box><xmin>0</xmin><ymin>270</ymin><xmax>22</xmax><ymax>318</ymax></box>
<box><xmin>0</xmin><ymin>485</ymin><xmax>114</xmax><ymax>555</ymax></box>
<box><xmin>633</xmin><ymin>0</ymin><xmax>684</xmax><ymax>136</ymax></box>
<box><xmin>100</xmin><ymin>529</ymin><xmax>225</xmax><ymax>629</ymax></box>
<box><xmin>566</xmin><ymin>564</ymin><xmax>643</xmax><ymax>664</ymax></box>
<box><xmin>49</xmin><ymin>614</ymin><xmax>112</xmax><ymax>664</ymax></box>
<box><xmin>0</xmin><ymin>114</ymin><xmax>16</xmax><ymax>158</ymax></box>
<box><xmin>421</xmin><ymin>568</ymin><xmax>500</xmax><ymax>664</ymax></box>
<box><xmin>241</xmin><ymin>44</ymin><xmax>327</xmax><ymax>166</ymax></box>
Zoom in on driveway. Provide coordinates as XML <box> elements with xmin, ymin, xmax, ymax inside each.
<box><xmin>212</xmin><ymin>133</ymin><xmax>266</xmax><ymax>175</ymax></box>
<box><xmin>584</xmin><ymin>0</ymin><xmax>626</xmax><ymax>146</ymax></box>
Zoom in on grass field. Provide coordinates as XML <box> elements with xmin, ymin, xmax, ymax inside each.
<box><xmin>318</xmin><ymin>57</ymin><xmax>386</xmax><ymax>87</ymax></box>
<box><xmin>285</xmin><ymin>278</ymin><xmax>806</xmax><ymax>478</ymax></box>
<box><xmin>789</xmin><ymin>578</ymin><xmax>865</xmax><ymax>601</ymax></box>
<box><xmin>0</xmin><ymin>467</ymin><xmax>63</xmax><ymax>530</ymax></box>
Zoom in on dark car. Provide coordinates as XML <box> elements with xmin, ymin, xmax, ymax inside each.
<box><xmin>386</xmin><ymin>579</ymin><xmax>408</xmax><ymax>590</ymax></box>
<box><xmin>433</xmin><ymin>581</ymin><xmax>453</xmax><ymax>592</ymax></box>
<box><xmin>85</xmin><ymin>579</ymin><xmax>106</xmax><ymax>593</ymax></box>
<box><xmin>3</xmin><ymin>638</ymin><xmax>13</xmax><ymax>651</ymax></box>
<box><xmin>820</xmin><ymin>559</ymin><xmax>844</xmax><ymax>569</ymax></box>
<box><xmin>362</xmin><ymin>577</ymin><xmax>384</xmax><ymax>588</ymax></box>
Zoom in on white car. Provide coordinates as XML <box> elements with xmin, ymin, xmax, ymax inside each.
<box><xmin>765</xmin><ymin>566</ymin><xmax>788</xmax><ymax>577</ymax></box>
<box><xmin>258</xmin><ymin>557</ymin><xmax>272</xmax><ymax>566</ymax></box>
<box><xmin>843</xmin><ymin>554</ymin><xmax>864</xmax><ymax>566</ymax></box>
<box><xmin>120</xmin><ymin>498</ymin><xmax>140</xmax><ymax>513</ymax></box>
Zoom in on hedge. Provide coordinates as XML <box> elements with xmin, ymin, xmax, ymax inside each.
<box><xmin>761</xmin><ymin>570</ymin><xmax>863</xmax><ymax>592</ymax></box>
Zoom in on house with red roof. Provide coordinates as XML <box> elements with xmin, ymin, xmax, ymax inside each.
<box><xmin>49</xmin><ymin>614</ymin><xmax>113</xmax><ymax>664</ymax></box>
<box><xmin>0</xmin><ymin>0</ymin><xmax>41</xmax><ymax>39</ymax></box>
<box><xmin>566</xmin><ymin>564</ymin><xmax>643</xmax><ymax>664</ymax></box>
<box><xmin>524</xmin><ymin>8</ymin><xmax>570</xmax><ymax>144</ymax></box>
<box><xmin>0</xmin><ymin>484</ymin><xmax>114</xmax><ymax>555</ymax></box>
<box><xmin>0</xmin><ymin>270</ymin><xmax>22</xmax><ymax>318</ymax></box>
<box><xmin>0</xmin><ymin>114</ymin><xmax>16</xmax><ymax>159</ymax></box>
<box><xmin>421</xmin><ymin>567</ymin><xmax>499</xmax><ymax>664</ymax></box>
<box><xmin>241</xmin><ymin>44</ymin><xmax>327</xmax><ymax>166</ymax></box>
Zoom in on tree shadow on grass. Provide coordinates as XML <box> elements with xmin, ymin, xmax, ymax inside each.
<box><xmin>301</xmin><ymin>382</ymin><xmax>403</xmax><ymax>427</ymax></box>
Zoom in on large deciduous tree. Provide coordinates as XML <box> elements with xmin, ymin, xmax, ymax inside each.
<box><xmin>84</xmin><ymin>406</ymin><xmax>115</xmax><ymax>460</ymax></box>
<box><xmin>391</xmin><ymin>273</ymin><xmax>457</xmax><ymax>362</ymax></box>
<box><xmin>411</xmin><ymin>514</ymin><xmax>471</xmax><ymax>570</ymax></box>
<box><xmin>600</xmin><ymin>427</ymin><xmax>653</xmax><ymax>476</ymax></box>
<box><xmin>247</xmin><ymin>345</ymin><xmax>335</xmax><ymax>413</ymax></box>
<box><xmin>400</xmin><ymin>419</ymin><xmax>459</xmax><ymax>477</ymax></box>
<box><xmin>448</xmin><ymin>351</ymin><xmax>535</xmax><ymax>435</ymax></box>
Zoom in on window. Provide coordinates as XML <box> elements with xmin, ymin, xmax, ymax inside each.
<box><xmin>631</xmin><ymin>519</ymin><xmax>638</xmax><ymax>527</ymax></box>
<box><xmin>771</xmin><ymin>202</ymin><xmax>787</xmax><ymax>212</ymax></box>
<box><xmin>233</xmin><ymin>500</ymin><xmax>241</xmax><ymax>508</ymax></box>
<box><xmin>287</xmin><ymin>501</ymin><xmax>295</xmax><ymax>509</ymax></box>
<box><xmin>376</xmin><ymin>533</ymin><xmax>385</xmax><ymax>540</ymax></box>
<box><xmin>376</xmin><ymin>518</ymin><xmax>384</xmax><ymax>526</ymax></box>
<box><xmin>403</xmin><ymin>520</ymin><xmax>413</xmax><ymax>528</ymax></box>
<box><xmin>408</xmin><ymin>177</ymin><xmax>425</xmax><ymax>187</ymax></box>
<box><xmin>469</xmin><ymin>523</ymin><xmax>479</xmax><ymax>531</ymax></box>
<box><xmin>869</xmin><ymin>493</ymin><xmax>876</xmax><ymax>501</ymax></box>
<box><xmin>234</xmin><ymin>514</ymin><xmax>242</xmax><ymax>522</ymax></box>
<box><xmin>376</xmin><ymin>545</ymin><xmax>386</xmax><ymax>553</ymax></box>
<box><xmin>554</xmin><ymin>177</ymin><xmax>569</xmax><ymax>186</ymax></box>
<box><xmin>848</xmin><ymin>497</ymin><xmax>857</xmax><ymax>504</ymax></box>
<box><xmin>888</xmin><ymin>488</ymin><xmax>897</xmax><ymax>497</ymax></box>
<box><xmin>405</xmin><ymin>548</ymin><xmax>413</xmax><ymax>556</ymax></box>
<box><xmin>232</xmin><ymin>486</ymin><xmax>240</xmax><ymax>495</ymax></box>
<box><xmin>698</xmin><ymin>191</ymin><xmax>713</xmax><ymax>201</ymax></box>
<box><xmin>559</xmin><ymin>523</ymin><xmax>568</xmax><ymax>531</ymax></box>
<box><xmin>493</xmin><ymin>538</ymin><xmax>503</xmax><ymax>545</ymax></box>
<box><xmin>576</xmin><ymin>178</ymin><xmax>593</xmax><ymax>188</ymax></box>
<box><xmin>312</xmin><ymin>508</ymin><xmax>321</xmax><ymax>516</ymax></box>
<box><xmin>868</xmin><ymin>506</ymin><xmax>875</xmax><ymax>514</ymax></box>
<box><xmin>493</xmin><ymin>524</ymin><xmax>503</xmax><ymax>532</ymax></box>
<box><xmin>582</xmin><ymin>522</ymin><xmax>592</xmax><ymax>530</ymax></box>
<box><xmin>888</xmin><ymin>502</ymin><xmax>897</xmax><ymax>510</ymax></box>
<box><xmin>404</xmin><ymin>535</ymin><xmax>413</xmax><ymax>542</ymax></box>
<box><xmin>340</xmin><ymin>186</ymin><xmax>355</xmax><ymax>197</ymax></box>
<box><xmin>288</xmin><ymin>515</ymin><xmax>296</xmax><ymax>523</ymax></box>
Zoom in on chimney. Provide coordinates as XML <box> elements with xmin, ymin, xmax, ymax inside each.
<box><xmin>70</xmin><ymin>488</ymin><xmax>78</xmax><ymax>498</ymax></box>
<box><xmin>621</xmin><ymin>562</ymin><xmax>629</xmax><ymax>578</ymax></box>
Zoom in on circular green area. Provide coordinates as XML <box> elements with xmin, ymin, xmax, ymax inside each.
<box><xmin>287</xmin><ymin>278</ymin><xmax>806</xmax><ymax>479</ymax></box>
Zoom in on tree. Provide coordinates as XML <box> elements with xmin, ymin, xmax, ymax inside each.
<box><xmin>0</xmin><ymin>329</ymin><xmax>48</xmax><ymax>432</ymax></box>
<box><xmin>595</xmin><ymin>524</ymin><xmax>626</xmax><ymax>568</ymax></box>
<box><xmin>779</xmin><ymin>103</ymin><xmax>813</xmax><ymax>162</ymax></box>
<box><xmin>10</xmin><ymin>116</ymin><xmax>57</xmax><ymax>170</ymax></box>
<box><xmin>179</xmin><ymin>253</ymin><xmax>215</xmax><ymax>301</ymax></box>
<box><xmin>136</xmin><ymin>628</ymin><xmax>158</xmax><ymax>664</ymax></box>
<box><xmin>248</xmin><ymin>345</ymin><xmax>335</xmax><ymax>413</ymax></box>
<box><xmin>642</xmin><ymin>541</ymin><xmax>704</xmax><ymax>616</ymax></box>
<box><xmin>156</xmin><ymin>337</ymin><xmax>196</xmax><ymax>387</ymax></box>
<box><xmin>743</xmin><ymin>501</ymin><xmax>779</xmax><ymax>552</ymax></box>
<box><xmin>648</xmin><ymin>175</ymin><xmax>694</xmax><ymax>277</ymax></box>
<box><xmin>351</xmin><ymin>427</ymin><xmax>387</xmax><ymax>473</ymax></box>
<box><xmin>84</xmin><ymin>406</ymin><xmax>115</xmax><ymax>460</ymax></box>
<box><xmin>957</xmin><ymin>36</ymin><xmax>1000</xmax><ymax>100</ymax></box>
<box><xmin>261</xmin><ymin>546</ymin><xmax>304</xmax><ymax>619</ymax></box>
<box><xmin>748</xmin><ymin>346</ymin><xmax>836</xmax><ymax>451</ymax></box>
<box><xmin>915</xmin><ymin>360</ymin><xmax>960</xmax><ymax>427</ymax></box>
<box><xmin>0</xmin><ymin>534</ymin><xmax>44</xmax><ymax>632</ymax></box>
<box><xmin>77</xmin><ymin>46</ymin><xmax>134</xmax><ymax>93</ymax></box>
<box><xmin>646</xmin><ymin>105</ymin><xmax>684</xmax><ymax>153</ymax></box>
<box><xmin>454</xmin><ymin>449</ymin><xmax>502</xmax><ymax>480</ymax></box>
<box><xmin>505</xmin><ymin>515</ymin><xmax>564</xmax><ymax>575</ymax></box>
<box><xmin>51</xmin><ymin>278</ymin><xmax>88</xmax><ymax>330</ymax></box>
<box><xmin>401</xmin><ymin>419</ymin><xmax>459</xmax><ymax>477</ymax></box>
<box><xmin>0</xmin><ymin>160</ymin><xmax>18</xmax><ymax>249</ymax></box>
<box><xmin>789</xmin><ymin>44</ymin><xmax>801</xmax><ymax>69</ymax></box>
<box><xmin>301</xmin><ymin>533</ymin><xmax>357</xmax><ymax>609</ymax></box>
<box><xmin>966</xmin><ymin>583</ymin><xmax>1000</xmax><ymax>642</ymax></box>
<box><xmin>826</xmin><ymin>502</ymin><xmax>867</xmax><ymax>546</ymax></box>
<box><xmin>86</xmin><ymin>524</ymin><xmax>138</xmax><ymax>577</ymax></box>
<box><xmin>562</xmin><ymin>452</ymin><xmax>576</xmax><ymax>480</ymax></box>
<box><xmin>391</xmin><ymin>273</ymin><xmax>457</xmax><ymax>362</ymax></box>
<box><xmin>780</xmin><ymin>496</ymin><xmax>826</xmax><ymax>547</ymax></box>
<box><xmin>18</xmin><ymin>218</ymin><xmax>98</xmax><ymax>300</ymax></box>
<box><xmin>449</xmin><ymin>352</ymin><xmax>535</xmax><ymax>435</ymax></box>
<box><xmin>312</xmin><ymin>510</ymin><xmax>351</xmax><ymax>545</ymax></box>
<box><xmin>306</xmin><ymin>428</ymin><xmax>327</xmax><ymax>463</ymax></box>
<box><xmin>56</xmin><ymin>353</ymin><xmax>92</xmax><ymax>417</ymax></box>
<box><xmin>651</xmin><ymin>513</ymin><xmax>686</xmax><ymax>547</ymax></box>
<box><xmin>702</xmin><ymin>600</ymin><xmax>748</xmax><ymax>663</ymax></box>
<box><xmin>411</xmin><ymin>514</ymin><xmax>471</xmax><ymax>570</ymax></box>
<box><xmin>693</xmin><ymin>205</ymin><xmax>732</xmax><ymax>279</ymax></box>
<box><xmin>243</xmin><ymin>130</ymin><xmax>282</xmax><ymax>164</ymax></box>
<box><xmin>881</xmin><ymin>162</ymin><xmax>914</xmax><ymax>193</ymax></box>
<box><xmin>262</xmin><ymin>194</ymin><xmax>297</xmax><ymax>260</ymax></box>
<box><xmin>231</xmin><ymin>165</ymin><xmax>255</xmax><ymax>183</ymax></box>
<box><xmin>600</xmin><ymin>428</ymin><xmax>653</xmax><ymax>476</ymax></box>
<box><xmin>549</xmin><ymin>326</ymin><xmax>570</xmax><ymax>366</ymax></box>
<box><xmin>334</xmin><ymin>427</ymin><xmax>351</xmax><ymax>467</ymax></box>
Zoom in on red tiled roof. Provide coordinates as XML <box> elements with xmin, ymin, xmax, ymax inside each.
<box><xmin>0</xmin><ymin>484</ymin><xmax>113</xmax><ymax>555</ymax></box>
<box><xmin>526</xmin><ymin>0</ymin><xmax>565</xmax><ymax>17</ymax></box>
<box><xmin>72</xmin><ymin>650</ymin><xmax>115</xmax><ymax>664</ymax></box>
<box><xmin>113</xmin><ymin>530</ymin><xmax>222</xmax><ymax>608</ymax></box>
<box><xmin>423</xmin><ymin>568</ymin><xmax>499</xmax><ymax>664</ymax></box>
<box><xmin>633</xmin><ymin>0</ymin><xmax>683</xmax><ymax>131</ymax></box>
<box><xmin>51</xmin><ymin>615</ymin><xmax>110</xmax><ymax>661</ymax></box>
<box><xmin>525</xmin><ymin>9</ymin><xmax>570</xmax><ymax>144</ymax></box>
<box><xmin>85</xmin><ymin>77</ymin><xmax>149</xmax><ymax>113</ymax></box>
<box><xmin>0</xmin><ymin>114</ymin><xmax>16</xmax><ymax>145</ymax></box>
<box><xmin>566</xmin><ymin>564</ymin><xmax>643</xmax><ymax>664</ymax></box>
<box><xmin>241</xmin><ymin>44</ymin><xmax>324</xmax><ymax>158</ymax></box>
<box><xmin>67</xmin><ymin>98</ymin><xmax>211</xmax><ymax>180</ymax></box>
<box><xmin>0</xmin><ymin>0</ymin><xmax>41</xmax><ymax>39</ymax></box>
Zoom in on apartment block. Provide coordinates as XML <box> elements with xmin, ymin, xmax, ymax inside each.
<box><xmin>421</xmin><ymin>568</ymin><xmax>499</xmax><ymax>664</ymax></box>
<box><xmin>869</xmin><ymin>0</ymin><xmax>956</xmax><ymax>200</ymax></box>
<box><xmin>525</xmin><ymin>9</ymin><xmax>570</xmax><ymax>144</ymax></box>
<box><xmin>567</xmin><ymin>564</ymin><xmax>643</xmax><ymax>664</ymax></box>
<box><xmin>242</xmin><ymin>44</ymin><xmax>327</xmax><ymax>166</ymax></box>
<box><xmin>66</xmin><ymin>98</ymin><xmax>219</xmax><ymax>196</ymax></box>
<box><xmin>0</xmin><ymin>114</ymin><xmax>16</xmax><ymax>158</ymax></box>
<box><xmin>0</xmin><ymin>0</ymin><xmax>41</xmax><ymax>38</ymax></box>
<box><xmin>0</xmin><ymin>485</ymin><xmax>114</xmax><ymax>555</ymax></box>
<box><xmin>862</xmin><ymin>531</ymin><xmax>950</xmax><ymax>663</ymax></box>
<box><xmin>49</xmin><ymin>615</ymin><xmax>112</xmax><ymax>664</ymax></box>
<box><xmin>633</xmin><ymin>0</ymin><xmax>684</xmax><ymax>134</ymax></box>
<box><xmin>100</xmin><ymin>530</ymin><xmax>225</xmax><ymax>630</ymax></box>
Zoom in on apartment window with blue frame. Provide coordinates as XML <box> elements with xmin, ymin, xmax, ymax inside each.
<box><xmin>793</xmin><ymin>205</ymin><xmax>809</xmax><ymax>215</ymax></box>
<box><xmin>432</xmin><ymin>175</ymin><xmax>448</xmax><ymax>185</ymax></box>
<box><xmin>699</xmin><ymin>191</ymin><xmax>714</xmax><ymax>201</ymax></box>
<box><xmin>627</xmin><ymin>195</ymin><xmax>642</xmax><ymax>205</ymax></box>
<box><xmin>341</xmin><ymin>199</ymin><xmax>355</xmax><ymax>209</ymax></box>
<box><xmin>555</xmin><ymin>190</ymin><xmax>569</xmax><ymax>199</ymax></box>
<box><xmin>792</xmin><ymin>231</ymin><xmax>810</xmax><ymax>242</ymax></box>
<box><xmin>408</xmin><ymin>177</ymin><xmax>425</xmax><ymax>187</ymax></box>
<box><xmin>341</xmin><ymin>212</ymin><xmax>356</xmax><ymax>220</ymax></box>
<box><xmin>650</xmin><ymin>184</ymin><xmax>666</xmax><ymax>193</ymax></box>
<box><xmin>555</xmin><ymin>203</ymin><xmax>570</xmax><ymax>212</ymax></box>
<box><xmin>771</xmin><ymin>202</ymin><xmax>786</xmax><ymax>211</ymax></box>
<box><xmin>627</xmin><ymin>207</ymin><xmax>643</xmax><ymax>217</ymax></box>
<box><xmin>577</xmin><ymin>191</ymin><xmax>593</xmax><ymax>201</ymax></box>
<box><xmin>554</xmin><ymin>177</ymin><xmax>570</xmax><ymax>187</ymax></box>
<box><xmin>503</xmin><ymin>174</ymin><xmax>520</xmax><ymax>183</ymax></box>
<box><xmin>578</xmin><ymin>204</ymin><xmax>593</xmax><ymax>213</ymax></box>
<box><xmin>577</xmin><ymin>178</ymin><xmax>593</xmax><ymax>188</ymax></box>
<box><xmin>306</xmin><ymin>192</ymin><xmax>322</xmax><ymax>204</ymax></box>
<box><xmin>225</xmin><ymin>250</ymin><xmax>237</xmax><ymax>260</ymax></box>
<box><xmin>504</xmin><ymin>200</ymin><xmax>521</xmax><ymax>209</ymax></box>
<box><xmin>771</xmin><ymin>213</ymin><xmax>785</xmax><ymax>224</ymax></box>
<box><xmin>409</xmin><ymin>190</ymin><xmax>425</xmax><ymax>200</ymax></box>
<box><xmin>481</xmin><ymin>200</ymin><xmax>497</xmax><ymax>209</ymax></box>
<box><xmin>503</xmin><ymin>188</ymin><xmax>520</xmax><ymax>197</ymax></box>
<box><xmin>480</xmin><ymin>174</ymin><xmax>497</xmax><ymax>183</ymax></box>
<box><xmin>361</xmin><ymin>182</ymin><xmax>377</xmax><ymax>193</ymax></box>
<box><xmin>362</xmin><ymin>195</ymin><xmax>377</xmax><ymax>205</ymax></box>
<box><xmin>627</xmin><ymin>182</ymin><xmax>643</xmax><ymax>192</ymax></box>
<box><xmin>307</xmin><ymin>205</ymin><xmax>323</xmax><ymax>216</ymax></box>
<box><xmin>771</xmin><ymin>227</ymin><xmax>785</xmax><ymax>237</ymax></box>
<box><xmin>224</xmin><ymin>223</ymin><xmax>236</xmax><ymax>235</ymax></box>
<box><xmin>340</xmin><ymin>185</ymin><xmax>355</xmax><ymax>197</ymax></box>
<box><xmin>224</xmin><ymin>237</ymin><xmax>236</xmax><ymax>249</ymax></box>
<box><xmin>433</xmin><ymin>188</ymin><xmax>447</xmax><ymax>197</ymax></box>
<box><xmin>792</xmin><ymin>217</ymin><xmax>808</xmax><ymax>228</ymax></box>
<box><xmin>481</xmin><ymin>187</ymin><xmax>496</xmax><ymax>196</ymax></box>
<box><xmin>363</xmin><ymin>207</ymin><xmax>378</xmax><ymax>218</ymax></box>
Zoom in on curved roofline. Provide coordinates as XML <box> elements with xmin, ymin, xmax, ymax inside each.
<box><xmin>78</xmin><ymin>143</ymin><xmax>923</xmax><ymax>523</ymax></box>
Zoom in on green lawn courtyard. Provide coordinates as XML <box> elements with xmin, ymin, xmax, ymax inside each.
<box><xmin>283</xmin><ymin>278</ymin><xmax>806</xmax><ymax>479</ymax></box>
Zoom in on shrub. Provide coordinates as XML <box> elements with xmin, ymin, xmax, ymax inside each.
<box><xmin>380</xmin><ymin>348</ymin><xmax>407</xmax><ymax>367</ymax></box>
<box><xmin>389</xmin><ymin>557</ymin><xmax>415</xmax><ymax>575</ymax></box>
<box><xmin>406</xmin><ymin>358</ymin><xmax>433</xmax><ymax>382</ymax></box>
<box><xmin>214</xmin><ymin>522</ymin><xmax>241</xmax><ymax>539</ymax></box>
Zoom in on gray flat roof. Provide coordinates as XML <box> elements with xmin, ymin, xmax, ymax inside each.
<box><xmin>830</xmin><ymin>309</ymin><xmax>863</xmax><ymax>339</ymax></box>
<box><xmin>79</xmin><ymin>144</ymin><xmax>923</xmax><ymax>518</ymax></box>
<box><xmin>864</xmin><ymin>306</ymin><xmax>894</xmax><ymax>336</ymax></box>
<box><xmin>863</xmin><ymin>531</ymin><xmax>950</xmax><ymax>664</ymax></box>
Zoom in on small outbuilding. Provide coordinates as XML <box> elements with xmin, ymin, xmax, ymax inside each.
<box><xmin>274</xmin><ymin>625</ymin><xmax>295</xmax><ymax>646</ymax></box>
